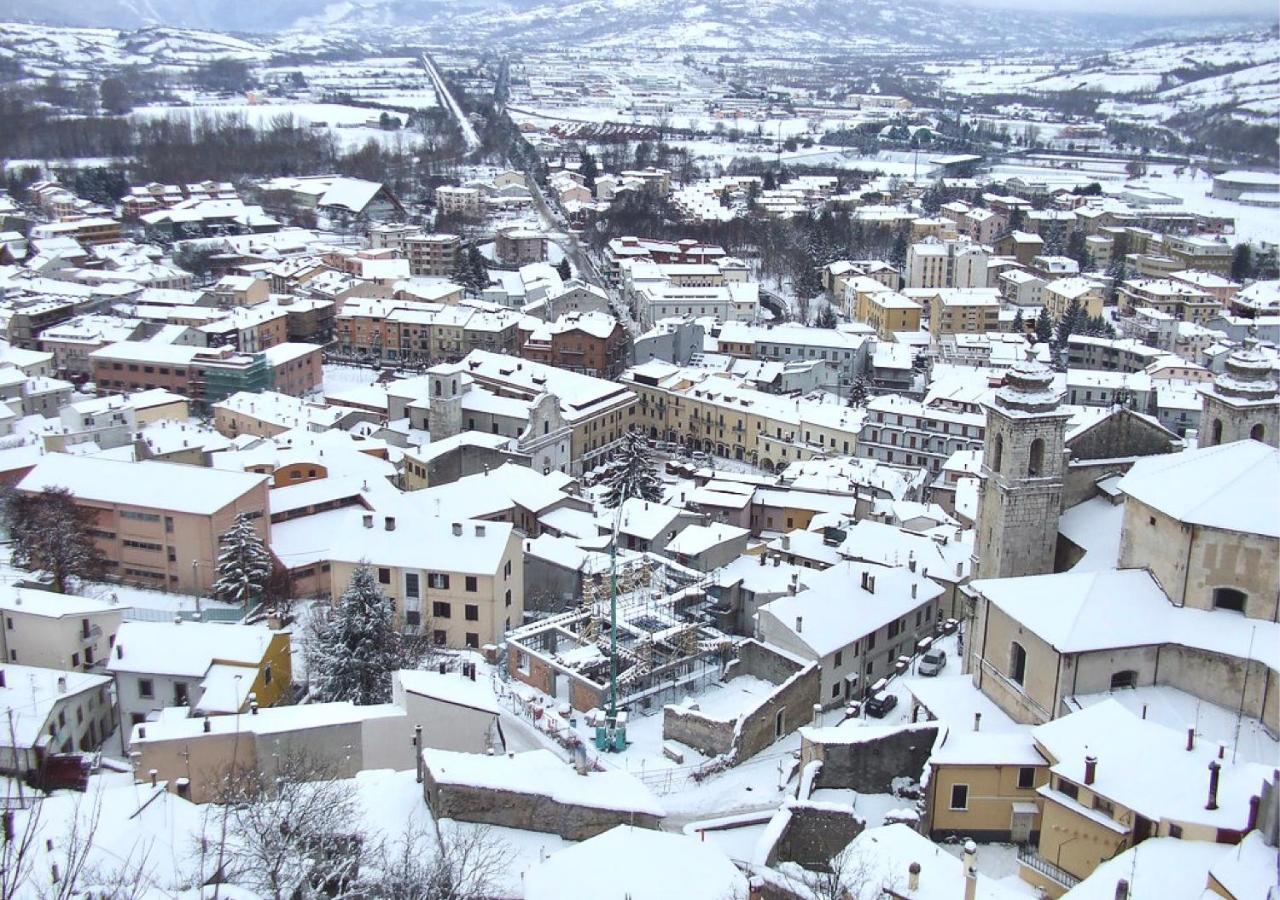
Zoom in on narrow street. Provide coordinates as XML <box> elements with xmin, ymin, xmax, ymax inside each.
<box><xmin>421</xmin><ymin>51</ymin><xmax>481</xmax><ymax>154</ymax></box>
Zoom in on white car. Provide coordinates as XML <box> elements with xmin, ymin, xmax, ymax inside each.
<box><xmin>918</xmin><ymin>648</ymin><xmax>947</xmax><ymax>677</ymax></box>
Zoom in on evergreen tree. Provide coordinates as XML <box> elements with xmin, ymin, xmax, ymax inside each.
<box><xmin>762</xmin><ymin>171</ymin><xmax>777</xmax><ymax>191</ymax></box>
<box><xmin>1055</xmin><ymin>297</ymin><xmax>1083</xmax><ymax>347</ymax></box>
<box><xmin>1034</xmin><ymin>307</ymin><xmax>1053</xmax><ymax>345</ymax></box>
<box><xmin>212</xmin><ymin>513</ymin><xmax>273</xmax><ymax>607</ymax></box>
<box><xmin>578</xmin><ymin>149</ymin><xmax>599</xmax><ymax>189</ymax></box>
<box><xmin>1066</xmin><ymin>229</ymin><xmax>1090</xmax><ymax>271</ymax></box>
<box><xmin>847</xmin><ymin>376</ymin><xmax>869</xmax><ymax>408</ymax></box>
<box><xmin>311</xmin><ymin>564</ymin><xmax>425</xmax><ymax>705</ymax></box>
<box><xmin>815</xmin><ymin>304</ymin><xmax>838</xmax><ymax>329</ymax></box>
<box><xmin>555</xmin><ymin>258</ymin><xmax>572</xmax><ymax>282</ymax></box>
<box><xmin>1231</xmin><ymin>243</ymin><xmax>1254</xmax><ymax>283</ymax></box>
<box><xmin>888</xmin><ymin>228</ymin><xmax>909</xmax><ymax>270</ymax></box>
<box><xmin>1012</xmin><ymin>308</ymin><xmax>1025</xmax><ymax>334</ymax></box>
<box><xmin>3</xmin><ymin>487</ymin><xmax>107</xmax><ymax>593</ymax></box>
<box><xmin>1007</xmin><ymin>208</ymin><xmax>1025</xmax><ymax>232</ymax></box>
<box><xmin>600</xmin><ymin>430</ymin><xmax>663</xmax><ymax>508</ymax></box>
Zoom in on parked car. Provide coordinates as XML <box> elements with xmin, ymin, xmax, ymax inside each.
<box><xmin>918</xmin><ymin>648</ymin><xmax>947</xmax><ymax>677</ymax></box>
<box><xmin>864</xmin><ymin>693</ymin><xmax>898</xmax><ymax>718</ymax></box>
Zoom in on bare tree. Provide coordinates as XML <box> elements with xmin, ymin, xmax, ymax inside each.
<box><xmin>363</xmin><ymin>823</ymin><xmax>512</xmax><ymax>900</ymax></box>
<box><xmin>199</xmin><ymin>751</ymin><xmax>365</xmax><ymax>900</ymax></box>
<box><xmin>779</xmin><ymin>844</ymin><xmax>895</xmax><ymax>900</ymax></box>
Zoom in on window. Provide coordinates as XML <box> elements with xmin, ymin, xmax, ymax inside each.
<box><xmin>264</xmin><ymin>666</ymin><xmax>273</xmax><ymax>686</ymax></box>
<box><xmin>1009</xmin><ymin>642</ymin><xmax>1027</xmax><ymax>686</ymax></box>
<box><xmin>465</xmin><ymin>632</ymin><xmax>479</xmax><ymax>649</ymax></box>
<box><xmin>174</xmin><ymin>683</ymin><xmax>188</xmax><ymax>706</ymax></box>
<box><xmin>834</xmin><ymin>650</ymin><xmax>843</xmax><ymax>667</ymax></box>
<box><xmin>1017</xmin><ymin>767</ymin><xmax>1036</xmax><ymax>790</ymax></box>
<box><xmin>378</xmin><ymin>568</ymin><xmax>391</xmax><ymax>585</ymax></box>
<box><xmin>1169</xmin><ymin>824</ymin><xmax>1183</xmax><ymax>838</ymax></box>
<box><xmin>139</xmin><ymin>679</ymin><xmax>154</xmax><ymax>699</ymax></box>
<box><xmin>774</xmin><ymin>708</ymin><xmax>786</xmax><ymax>739</ymax></box>
<box><xmin>465</xmin><ymin>604</ymin><xmax>479</xmax><ymax>621</ymax></box>
<box><xmin>1213</xmin><ymin>588</ymin><xmax>1246</xmax><ymax>613</ymax></box>
<box><xmin>406</xmin><ymin>610</ymin><xmax>421</xmax><ymax>627</ymax></box>
<box><xmin>405</xmin><ymin>573</ymin><xmax>420</xmax><ymax>598</ymax></box>
<box><xmin>71</xmin><ymin>652</ymin><xmax>80</xmax><ymax>668</ymax></box>
<box><xmin>428</xmin><ymin>573</ymin><xmax>450</xmax><ymax>590</ymax></box>
<box><xmin>992</xmin><ymin>433</ymin><xmax>1003</xmax><ymax>473</ymax></box>
<box><xmin>1251</xmin><ymin>423</ymin><xmax>1265</xmax><ymax>441</ymax></box>
<box><xmin>866</xmin><ymin>632</ymin><xmax>876</xmax><ymax>651</ymax></box>
<box><xmin>831</xmin><ymin>682</ymin><xmax>841</xmax><ymax>698</ymax></box>
<box><xmin>1092</xmin><ymin>795</ymin><xmax>1115</xmax><ymax>816</ymax></box>
<box><xmin>1028</xmin><ymin>438</ymin><xmax>1045</xmax><ymax>477</ymax></box>
<box><xmin>950</xmin><ymin>784</ymin><xmax>969</xmax><ymax>810</ymax></box>
<box><xmin>432</xmin><ymin>630</ymin><xmax>447</xmax><ymax>646</ymax></box>
<box><xmin>1109</xmin><ymin>670</ymin><xmax>1137</xmax><ymax>690</ymax></box>
<box><xmin>505</xmin><ymin>590</ymin><xmax>512</xmax><ymax>607</ymax></box>
<box><xmin>1057</xmin><ymin>778</ymin><xmax>1079</xmax><ymax>801</ymax></box>
<box><xmin>432</xmin><ymin>601</ymin><xmax>452</xmax><ymax>619</ymax></box>
<box><xmin>1211</xmin><ymin>418</ymin><xmax>1223</xmax><ymax>445</ymax></box>
<box><xmin>465</xmin><ymin>576</ymin><xmax>478</xmax><ymax>593</ymax></box>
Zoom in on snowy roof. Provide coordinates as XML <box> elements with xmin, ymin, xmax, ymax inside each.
<box><xmin>1116</xmin><ymin>440</ymin><xmax>1280</xmax><ymax>538</ymax></box>
<box><xmin>107</xmin><ymin>621</ymin><xmax>278</xmax><ymax>678</ymax></box>
<box><xmin>605</xmin><ymin>497</ymin><xmax>689</xmax><ymax>541</ymax></box>
<box><xmin>17</xmin><ymin>453</ymin><xmax>267</xmax><ymax>515</ymax></box>
<box><xmin>974</xmin><ymin>568</ymin><xmax>1280</xmax><ymax>670</ymax></box>
<box><xmin>131</xmin><ymin>699</ymin><xmax>402</xmax><ymax>743</ymax></box>
<box><xmin>1062</xmin><ymin>837</ymin><xmax>1233</xmax><ymax>900</ymax></box>
<box><xmin>395</xmin><ymin>669</ymin><xmax>502</xmax><ymax>715</ymax></box>
<box><xmin>1033</xmin><ymin>700</ymin><xmax>1271</xmax><ymax>831</ymax></box>
<box><xmin>525</xmin><ymin>825</ymin><xmax>745</xmax><ymax>900</ymax></box>
<box><xmin>665</xmin><ymin>522</ymin><xmax>748</xmax><ymax>556</ymax></box>
<box><xmin>760</xmin><ymin>561</ymin><xmax>944</xmax><ymax>657</ymax></box>
<box><xmin>0</xmin><ymin>583</ymin><xmax>126</xmax><ymax>617</ymax></box>
<box><xmin>903</xmin><ymin>674</ymin><xmax>1021</xmax><ymax>735</ymax></box>
<box><xmin>839</xmin><ymin>824</ymin><xmax>1027</xmax><ymax>900</ymax></box>
<box><xmin>837</xmin><ymin>519</ymin><xmax>972</xmax><ymax>583</ymax></box>
<box><xmin>713</xmin><ymin>555</ymin><xmax>818</xmax><ymax>596</ymax></box>
<box><xmin>421</xmin><ymin>748</ymin><xmax>664</xmax><ymax>816</ymax></box>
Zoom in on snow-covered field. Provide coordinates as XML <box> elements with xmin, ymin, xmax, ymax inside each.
<box><xmin>132</xmin><ymin>101</ymin><xmax>428</xmax><ymax>149</ymax></box>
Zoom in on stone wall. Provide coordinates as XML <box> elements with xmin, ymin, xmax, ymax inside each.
<box><xmin>806</xmin><ymin>724</ymin><xmax>940</xmax><ymax>793</ymax></box>
<box><xmin>663</xmin><ymin>640</ymin><xmax>820</xmax><ymax>763</ymax></box>
<box><xmin>1066</xmin><ymin>410</ymin><xmax>1177</xmax><ymax>462</ymax></box>
<box><xmin>426</xmin><ymin>444</ymin><xmax>528</xmax><ymax>488</ymax></box>
<box><xmin>773</xmin><ymin>803</ymin><xmax>866</xmax><ymax>871</ymax></box>
<box><xmin>423</xmin><ymin>772</ymin><xmax>661</xmax><ymax>841</ymax></box>
<box><xmin>1063</xmin><ymin>460</ymin><xmax>1133</xmax><ymax>508</ymax></box>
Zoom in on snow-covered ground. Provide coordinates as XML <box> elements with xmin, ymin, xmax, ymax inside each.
<box><xmin>131</xmin><ymin>101</ymin><xmax>429</xmax><ymax>150</ymax></box>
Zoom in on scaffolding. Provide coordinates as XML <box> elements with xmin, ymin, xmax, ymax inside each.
<box><xmin>507</xmin><ymin>553</ymin><xmax>735</xmax><ymax>714</ymax></box>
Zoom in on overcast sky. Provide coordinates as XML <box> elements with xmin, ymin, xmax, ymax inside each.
<box><xmin>945</xmin><ymin>0</ymin><xmax>1275</xmax><ymax>14</ymax></box>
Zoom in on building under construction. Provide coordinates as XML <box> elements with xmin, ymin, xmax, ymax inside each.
<box><xmin>505</xmin><ymin>553</ymin><xmax>736</xmax><ymax>714</ymax></box>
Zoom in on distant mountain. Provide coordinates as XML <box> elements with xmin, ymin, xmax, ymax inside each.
<box><xmin>0</xmin><ymin>0</ymin><xmax>1267</xmax><ymax>51</ymax></box>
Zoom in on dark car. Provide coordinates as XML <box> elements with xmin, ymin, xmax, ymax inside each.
<box><xmin>864</xmin><ymin>693</ymin><xmax>898</xmax><ymax>718</ymax></box>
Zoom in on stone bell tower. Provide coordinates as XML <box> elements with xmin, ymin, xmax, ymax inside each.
<box><xmin>973</xmin><ymin>352</ymin><xmax>1071</xmax><ymax>580</ymax></box>
<box><xmin>1199</xmin><ymin>342</ymin><xmax>1280</xmax><ymax>449</ymax></box>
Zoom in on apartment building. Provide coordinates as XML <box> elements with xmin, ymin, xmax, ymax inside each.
<box><xmin>29</xmin><ymin>217</ymin><xmax>123</xmax><ymax>246</ymax></box>
<box><xmin>435</xmin><ymin>185</ymin><xmax>483</xmax><ymax>217</ymax></box>
<box><xmin>17</xmin><ymin>454</ymin><xmax>269</xmax><ymax>594</ymax></box>
<box><xmin>272</xmin><ymin>508</ymin><xmax>523</xmax><ymax>649</ymax></box>
<box><xmin>404</xmin><ymin>233</ymin><xmax>462</xmax><ymax>277</ymax></box>
<box><xmin>336</xmin><ymin>299</ymin><xmax>521</xmax><ymax>364</ymax></box>
<box><xmin>922</xmin><ymin>288</ymin><xmax>1002</xmax><ymax>338</ymax></box>
<box><xmin>716</xmin><ymin>322</ymin><xmax>869</xmax><ymax>382</ymax></box>
<box><xmin>1162</xmin><ymin>235</ymin><xmax>1234</xmax><ymax>274</ymax></box>
<box><xmin>495</xmin><ymin>227</ymin><xmax>547</xmax><ymax>266</ymax></box>
<box><xmin>622</xmin><ymin>362</ymin><xmax>861</xmax><ymax>472</ymax></box>
<box><xmin>603</xmin><ymin>237</ymin><xmax>726</xmax><ymax>284</ymax></box>
<box><xmin>855</xmin><ymin>290</ymin><xmax>923</xmax><ymax>339</ymax></box>
<box><xmin>905</xmin><ymin>239</ymin><xmax>989</xmax><ymax>290</ymax></box>
<box><xmin>993</xmin><ymin>231</ymin><xmax>1045</xmax><ymax>267</ymax></box>
<box><xmin>89</xmin><ymin>342</ymin><xmax>278</xmax><ymax>408</ymax></box>
<box><xmin>213</xmin><ymin>390</ymin><xmax>360</xmax><ymax>438</ymax></box>
<box><xmin>520</xmin><ymin>311</ymin><xmax>629</xmax><ymax>379</ymax></box>
<box><xmin>1043</xmin><ymin>277</ymin><xmax>1103</xmax><ymax>322</ymax></box>
<box><xmin>1065</xmin><ymin>335</ymin><xmax>1169</xmax><ymax>373</ymax></box>
<box><xmin>39</xmin><ymin>315</ymin><xmax>144</xmax><ymax>378</ymax></box>
<box><xmin>856</xmin><ymin>394</ymin><xmax>985</xmax><ymax>474</ymax></box>
<box><xmin>0</xmin><ymin>664</ymin><xmax>114</xmax><ymax>771</ymax></box>
<box><xmin>0</xmin><ymin>586</ymin><xmax>124</xmax><ymax>672</ymax></box>
<box><xmin>1118</xmin><ymin>278</ymin><xmax>1219</xmax><ymax>323</ymax></box>
<box><xmin>998</xmin><ymin>269</ymin><xmax>1045</xmax><ymax>308</ymax></box>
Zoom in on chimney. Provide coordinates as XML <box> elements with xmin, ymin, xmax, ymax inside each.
<box><xmin>781</xmin><ymin>534</ymin><xmax>790</xmax><ymax>551</ymax></box>
<box><xmin>468</xmin><ymin>664</ymin><xmax>476</xmax><ymax>682</ymax></box>
<box><xmin>116</xmin><ymin>644</ymin><xmax>123</xmax><ymax>659</ymax></box>
<box><xmin>1187</xmin><ymin>725</ymin><xmax>1196</xmax><ymax>751</ymax></box>
<box><xmin>963</xmin><ymin>840</ymin><xmax>978</xmax><ymax>900</ymax></box>
<box><xmin>908</xmin><ymin>861</ymin><xmax>920</xmax><ymax>892</ymax></box>
<box><xmin>860</xmin><ymin>571</ymin><xmax>869</xmax><ymax>590</ymax></box>
<box><xmin>385</xmin><ymin>516</ymin><xmax>396</xmax><ymax>531</ymax></box>
<box><xmin>908</xmin><ymin>552</ymin><xmax>916</xmax><ymax>573</ymax></box>
<box><xmin>973</xmin><ymin>712</ymin><xmax>981</xmax><ymax>732</ymax></box>
<box><xmin>56</xmin><ymin>676</ymin><xmax>66</xmax><ymax>694</ymax></box>
<box><xmin>149</xmin><ymin>769</ymin><xmax>158</xmax><ymax>788</ymax></box>
<box><xmin>1247</xmin><ymin>795</ymin><xmax>1261</xmax><ymax>832</ymax></box>
<box><xmin>772</xmin><ymin>556</ymin><xmax>780</xmax><ymax>567</ymax></box>
<box><xmin>452</xmin><ymin>522</ymin><xmax>463</xmax><ymax>536</ymax></box>
<box><xmin>415</xmin><ymin>725</ymin><xmax>424</xmax><ymax>784</ymax></box>
<box><xmin>1207</xmin><ymin>760</ymin><xmax>1221</xmax><ymax>811</ymax></box>
<box><xmin>911</xmin><ymin>583</ymin><xmax>917</xmax><ymax>599</ymax></box>
<box><xmin>1084</xmin><ymin>755</ymin><xmax>1097</xmax><ymax>786</ymax></box>
<box><xmin>138</xmin><ymin>726</ymin><xmax>146</xmax><ymax>739</ymax></box>
<box><xmin>759</xmin><ymin>553</ymin><xmax>766</xmax><ymax>566</ymax></box>
<box><xmin>202</xmin><ymin>716</ymin><xmax>211</xmax><ymax>733</ymax></box>
<box><xmin>795</xmin><ymin>616</ymin><xmax>803</xmax><ymax>634</ymax></box>
<box><xmin>1218</xmin><ymin>742</ymin><xmax>1227</xmax><ymax>760</ymax></box>
<box><xmin>363</xmin><ymin>514</ymin><xmax>374</xmax><ymax>529</ymax></box>
<box><xmin>0</xmin><ymin>669</ymin><xmax>5</xmax><ymax>689</ymax></box>
<box><xmin>1114</xmin><ymin>879</ymin><xmax>1129</xmax><ymax>900</ymax></box>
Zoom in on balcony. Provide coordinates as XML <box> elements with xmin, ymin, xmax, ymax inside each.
<box><xmin>81</xmin><ymin>623</ymin><xmax>102</xmax><ymax>642</ymax></box>
<box><xmin>1017</xmin><ymin>846</ymin><xmax>1080</xmax><ymax>890</ymax></box>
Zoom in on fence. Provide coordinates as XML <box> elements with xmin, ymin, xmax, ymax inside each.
<box><xmin>123</xmin><ymin>605</ymin><xmax>246</xmax><ymax>624</ymax></box>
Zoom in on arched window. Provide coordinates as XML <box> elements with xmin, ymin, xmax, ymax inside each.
<box><xmin>1251</xmin><ymin>423</ymin><xmax>1265</xmax><ymax>442</ymax></box>
<box><xmin>1211</xmin><ymin>418</ymin><xmax>1223</xmax><ymax>445</ymax></box>
<box><xmin>1009</xmin><ymin>641</ymin><xmax>1027</xmax><ymax>686</ymax></box>
<box><xmin>1109</xmin><ymin>670</ymin><xmax>1137</xmax><ymax>690</ymax></box>
<box><xmin>1028</xmin><ymin>438</ymin><xmax>1045</xmax><ymax>477</ymax></box>
<box><xmin>1213</xmin><ymin>588</ymin><xmax>1247</xmax><ymax>614</ymax></box>
<box><xmin>992</xmin><ymin>434</ymin><xmax>1004</xmax><ymax>474</ymax></box>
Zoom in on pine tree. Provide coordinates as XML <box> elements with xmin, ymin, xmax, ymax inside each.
<box><xmin>212</xmin><ymin>513</ymin><xmax>273</xmax><ymax>607</ymax></box>
<box><xmin>1231</xmin><ymin>244</ymin><xmax>1254</xmax><ymax>283</ymax></box>
<box><xmin>555</xmin><ymin>258</ymin><xmax>572</xmax><ymax>282</ymax></box>
<box><xmin>1034</xmin><ymin>307</ymin><xmax>1053</xmax><ymax>345</ymax></box>
<box><xmin>311</xmin><ymin>564</ymin><xmax>425</xmax><ymax>705</ymax></box>
<box><xmin>578</xmin><ymin>149</ymin><xmax>599</xmax><ymax>189</ymax></box>
<box><xmin>1055</xmin><ymin>297</ymin><xmax>1083</xmax><ymax>348</ymax></box>
<box><xmin>1012</xmin><ymin>308</ymin><xmax>1025</xmax><ymax>334</ymax></box>
<box><xmin>889</xmin><ymin>228</ymin><xmax>909</xmax><ymax>270</ymax></box>
<box><xmin>847</xmin><ymin>376</ymin><xmax>868</xmax><ymax>408</ymax></box>
<box><xmin>815</xmin><ymin>304</ymin><xmax>838</xmax><ymax>329</ymax></box>
<box><xmin>600</xmin><ymin>430</ymin><xmax>663</xmax><ymax>509</ymax></box>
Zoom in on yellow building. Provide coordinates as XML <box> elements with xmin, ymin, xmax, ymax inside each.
<box><xmin>1044</xmin><ymin>277</ymin><xmax>1104</xmax><ymax>322</ymax></box>
<box><xmin>856</xmin><ymin>289</ymin><xmax>923</xmax><ymax>339</ymax></box>
<box><xmin>926</xmin><ymin>731</ymin><xmax>1048</xmax><ymax>843</ymax></box>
